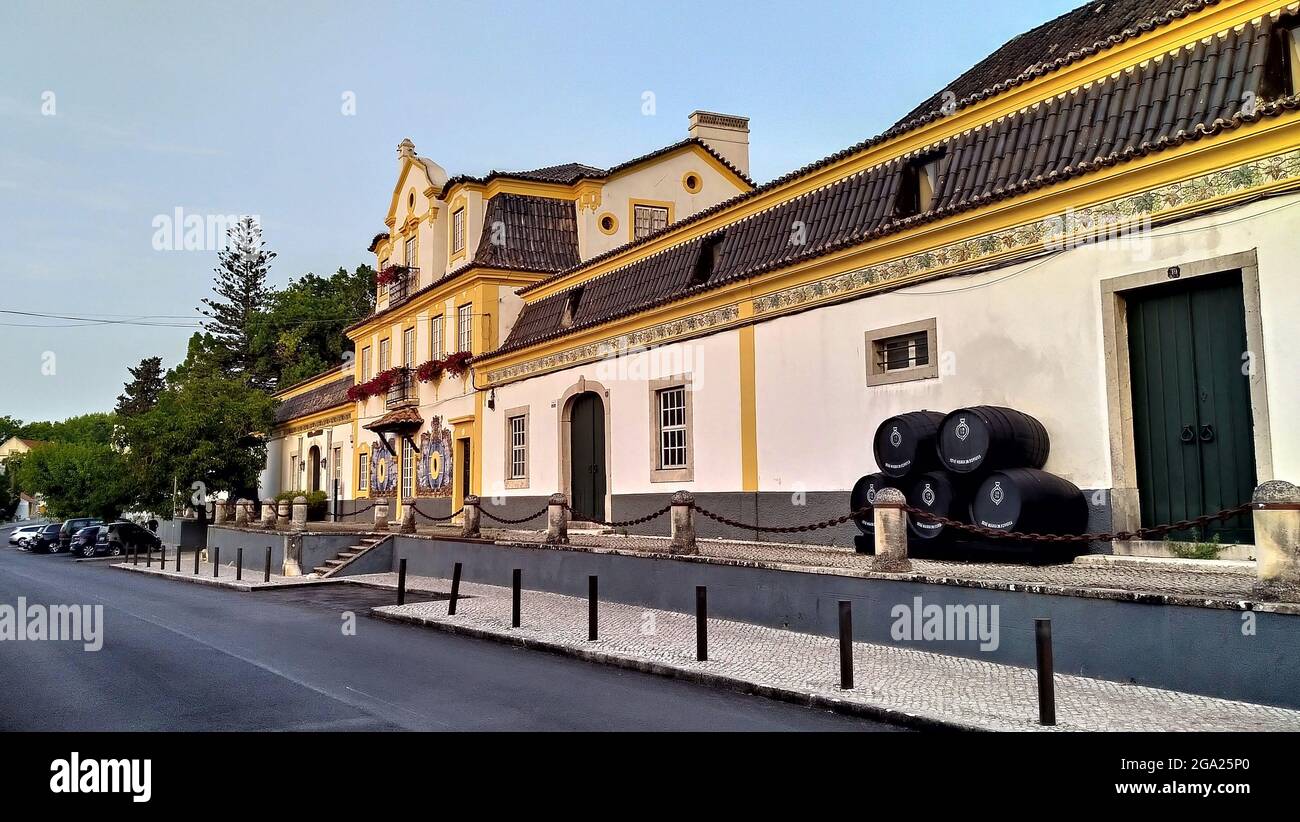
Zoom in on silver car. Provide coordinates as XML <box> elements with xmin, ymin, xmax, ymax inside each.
<box><xmin>8</xmin><ymin>523</ymin><xmax>45</xmax><ymax>548</ymax></box>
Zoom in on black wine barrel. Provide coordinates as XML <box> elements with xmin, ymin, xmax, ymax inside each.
<box><xmin>969</xmin><ymin>468</ymin><xmax>1088</xmax><ymax>536</ymax></box>
<box><xmin>849</xmin><ymin>473</ymin><xmax>901</xmax><ymax>536</ymax></box>
<box><xmin>906</xmin><ymin>471</ymin><xmax>973</xmax><ymax>540</ymax></box>
<box><xmin>937</xmin><ymin>406</ymin><xmax>1050</xmax><ymax>474</ymax></box>
<box><xmin>873</xmin><ymin>410</ymin><xmax>945</xmax><ymax>478</ymax></box>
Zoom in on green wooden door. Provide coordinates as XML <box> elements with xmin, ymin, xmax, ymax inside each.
<box><xmin>569</xmin><ymin>392</ymin><xmax>606</xmax><ymax>522</ymax></box>
<box><xmin>1127</xmin><ymin>272</ymin><xmax>1255</xmax><ymax>543</ymax></box>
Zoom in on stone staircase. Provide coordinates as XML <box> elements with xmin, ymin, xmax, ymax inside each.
<box><xmin>312</xmin><ymin>535</ymin><xmax>389</xmax><ymax>578</ymax></box>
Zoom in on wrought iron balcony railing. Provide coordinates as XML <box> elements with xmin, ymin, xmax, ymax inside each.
<box><xmin>382</xmin><ymin>267</ymin><xmax>419</xmax><ymax>308</ymax></box>
<box><xmin>385</xmin><ymin>367</ymin><xmax>415</xmax><ymax>408</ymax></box>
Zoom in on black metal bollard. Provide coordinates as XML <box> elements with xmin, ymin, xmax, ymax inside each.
<box><xmin>131</xmin><ymin>546</ymin><xmax>138</xmax><ymax>566</ymax></box>
<box><xmin>159</xmin><ymin>545</ymin><xmax>166</xmax><ymax>569</ymax></box>
<box><xmin>397</xmin><ymin>558</ymin><xmax>408</xmax><ymax>606</ymax></box>
<box><xmin>264</xmin><ymin>546</ymin><xmax>272</xmax><ymax>582</ymax></box>
<box><xmin>588</xmin><ymin>575</ymin><xmax>598</xmax><ymax>641</ymax></box>
<box><xmin>236</xmin><ymin>547</ymin><xmax>243</xmax><ymax>581</ymax></box>
<box><xmin>447</xmin><ymin>562</ymin><xmax>462</xmax><ymax>615</ymax></box>
<box><xmin>511</xmin><ymin>569</ymin><xmax>521</xmax><ymax>628</ymax></box>
<box><xmin>193</xmin><ymin>547</ymin><xmax>200</xmax><ymax>574</ymax></box>
<box><xmin>146</xmin><ymin>545</ymin><xmax>153</xmax><ymax>568</ymax></box>
<box><xmin>838</xmin><ymin>600</ymin><xmax>854</xmax><ymax>689</ymax></box>
<box><xmin>1035</xmin><ymin>618</ymin><xmax>1056</xmax><ymax>726</ymax></box>
<box><xmin>213</xmin><ymin>547</ymin><xmax>220</xmax><ymax>578</ymax></box>
<box><xmin>696</xmin><ymin>586</ymin><xmax>708</xmax><ymax>662</ymax></box>
<box><xmin>175</xmin><ymin>546</ymin><xmax>181</xmax><ymax>572</ymax></box>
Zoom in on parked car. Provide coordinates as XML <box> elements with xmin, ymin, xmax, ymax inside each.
<box><xmin>8</xmin><ymin>523</ymin><xmax>45</xmax><ymax>547</ymax></box>
<box><xmin>89</xmin><ymin>521</ymin><xmax>162</xmax><ymax>558</ymax></box>
<box><xmin>28</xmin><ymin>522</ymin><xmax>65</xmax><ymax>554</ymax></box>
<box><xmin>69</xmin><ymin>525</ymin><xmax>103</xmax><ymax>557</ymax></box>
<box><xmin>57</xmin><ymin>517</ymin><xmax>103</xmax><ymax>553</ymax></box>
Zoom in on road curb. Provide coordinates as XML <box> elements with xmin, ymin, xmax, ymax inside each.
<box><xmin>111</xmin><ymin>562</ymin><xmax>347</xmax><ymax>592</ymax></box>
<box><xmin>370</xmin><ymin>607</ymin><xmax>984</xmax><ymax>732</ymax></box>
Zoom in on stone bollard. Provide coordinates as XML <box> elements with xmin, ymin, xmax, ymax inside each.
<box><xmin>291</xmin><ymin>495</ymin><xmax>308</xmax><ymax>531</ymax></box>
<box><xmin>462</xmin><ymin>495</ymin><xmax>481</xmax><ymax>539</ymax></box>
<box><xmin>234</xmin><ymin>499</ymin><xmax>250</xmax><ymax>526</ymax></box>
<box><xmin>374</xmin><ymin>500</ymin><xmax>389</xmax><ymax>530</ymax></box>
<box><xmin>668</xmin><ymin>490</ymin><xmax>697</xmax><ymax>555</ymax></box>
<box><xmin>1252</xmin><ymin>480</ymin><xmax>1300</xmax><ymax>602</ymax></box>
<box><xmin>545</xmin><ymin>493</ymin><xmax>569</xmax><ymax>545</ymax></box>
<box><xmin>871</xmin><ymin>487</ymin><xmax>913</xmax><ymax>573</ymax></box>
<box><xmin>398</xmin><ymin>505</ymin><xmax>416</xmax><ymax>534</ymax></box>
<box><xmin>213</xmin><ymin>501</ymin><xmax>228</xmax><ymax>525</ymax></box>
<box><xmin>261</xmin><ymin>498</ymin><xmax>277</xmax><ymax>528</ymax></box>
<box><xmin>182</xmin><ymin>506</ymin><xmax>196</xmax><ymax>520</ymax></box>
<box><xmin>276</xmin><ymin>499</ymin><xmax>291</xmax><ymax>527</ymax></box>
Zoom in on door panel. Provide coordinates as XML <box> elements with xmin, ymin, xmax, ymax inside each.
<box><xmin>1127</xmin><ymin>272</ymin><xmax>1256</xmax><ymax>542</ymax></box>
<box><xmin>569</xmin><ymin>393</ymin><xmax>606</xmax><ymax>521</ymax></box>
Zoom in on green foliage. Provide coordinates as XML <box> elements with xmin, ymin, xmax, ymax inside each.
<box><xmin>1167</xmin><ymin>533</ymin><xmax>1224</xmax><ymax>560</ymax></box>
<box><xmin>115</xmin><ymin>356</ymin><xmax>165</xmax><ymax>418</ymax></box>
<box><xmin>252</xmin><ymin>264</ymin><xmax>375</xmax><ymax>388</ymax></box>
<box><xmin>120</xmin><ymin>367</ymin><xmax>278</xmax><ymax>512</ymax></box>
<box><xmin>0</xmin><ymin>415</ymin><xmax>23</xmax><ymax>443</ymax></box>
<box><xmin>274</xmin><ymin>489</ymin><xmax>329</xmax><ymax>520</ymax></box>
<box><xmin>11</xmin><ymin>441</ymin><xmax>131</xmax><ymax>519</ymax></box>
<box><xmin>16</xmin><ymin>412</ymin><xmax>117</xmax><ymax>446</ymax></box>
<box><xmin>199</xmin><ymin>217</ymin><xmax>276</xmax><ymax>389</ymax></box>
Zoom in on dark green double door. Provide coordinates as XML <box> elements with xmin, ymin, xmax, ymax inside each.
<box><xmin>1127</xmin><ymin>271</ymin><xmax>1256</xmax><ymax>543</ymax></box>
<box><xmin>569</xmin><ymin>392</ymin><xmax>606</xmax><ymax>522</ymax></box>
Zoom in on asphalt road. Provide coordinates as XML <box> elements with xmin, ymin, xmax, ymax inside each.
<box><xmin>0</xmin><ymin>524</ymin><xmax>898</xmax><ymax>731</ymax></box>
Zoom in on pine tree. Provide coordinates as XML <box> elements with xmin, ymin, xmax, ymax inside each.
<box><xmin>199</xmin><ymin>217</ymin><xmax>275</xmax><ymax>387</ymax></box>
<box><xmin>115</xmin><ymin>356</ymin><xmax>165</xmax><ymax>418</ymax></box>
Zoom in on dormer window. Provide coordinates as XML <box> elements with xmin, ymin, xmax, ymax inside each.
<box><xmin>894</xmin><ymin>151</ymin><xmax>944</xmax><ymax>218</ymax></box>
<box><xmin>452</xmin><ymin>207</ymin><xmax>466</xmax><ymax>254</ymax></box>
<box><xmin>690</xmin><ymin>233</ymin><xmax>726</xmax><ymax>287</ymax></box>
<box><xmin>1263</xmin><ymin>19</ymin><xmax>1300</xmax><ymax>99</ymax></box>
<box><xmin>560</xmin><ymin>286</ymin><xmax>584</xmax><ymax>329</ymax></box>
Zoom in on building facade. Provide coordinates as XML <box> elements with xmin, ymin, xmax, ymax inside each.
<box><xmin>268</xmin><ymin>0</ymin><xmax>1300</xmax><ymax>546</ymax></box>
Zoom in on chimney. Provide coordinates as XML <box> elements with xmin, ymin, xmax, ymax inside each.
<box><xmin>688</xmin><ymin>111</ymin><xmax>750</xmax><ymax>177</ymax></box>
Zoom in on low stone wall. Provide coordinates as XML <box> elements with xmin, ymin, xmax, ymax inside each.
<box><xmin>389</xmin><ymin>535</ymin><xmax>1300</xmax><ymax>709</ymax></box>
<box><xmin>206</xmin><ymin>526</ymin><xmax>369</xmax><ymax>576</ymax></box>
<box><xmin>158</xmin><ymin>519</ymin><xmax>209</xmax><ymax>551</ymax></box>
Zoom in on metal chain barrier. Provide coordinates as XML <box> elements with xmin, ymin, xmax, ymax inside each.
<box><xmin>412</xmin><ymin>506</ymin><xmax>465</xmax><ymax>523</ymax></box>
<box><xmin>691</xmin><ymin>503</ymin><xmax>867</xmax><ymax>534</ymax></box>
<box><xmin>901</xmin><ymin>502</ymin><xmax>1254</xmax><ymax>543</ymax></box>
<box><xmin>340</xmin><ymin>499</ymin><xmax>380</xmax><ymax>519</ymax></box>
<box><xmin>480</xmin><ymin>505</ymin><xmax>550</xmax><ymax>525</ymax></box>
<box><xmin>566</xmin><ymin>503</ymin><xmax>672</xmax><ymax>529</ymax></box>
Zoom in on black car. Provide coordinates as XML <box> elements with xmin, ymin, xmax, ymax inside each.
<box><xmin>57</xmin><ymin>517</ymin><xmax>103</xmax><ymax>553</ymax></box>
<box><xmin>90</xmin><ymin>521</ymin><xmax>161</xmax><ymax>558</ymax></box>
<box><xmin>28</xmin><ymin>522</ymin><xmax>65</xmax><ymax>554</ymax></box>
<box><xmin>69</xmin><ymin>525</ymin><xmax>102</xmax><ymax>557</ymax></box>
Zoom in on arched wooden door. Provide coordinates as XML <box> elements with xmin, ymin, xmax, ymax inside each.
<box><xmin>308</xmin><ymin>445</ymin><xmax>321</xmax><ymax>492</ymax></box>
<box><xmin>568</xmin><ymin>392</ymin><xmax>606</xmax><ymax>522</ymax></box>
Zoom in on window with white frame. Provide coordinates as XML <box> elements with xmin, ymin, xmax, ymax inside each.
<box><xmin>429</xmin><ymin>313</ymin><xmax>444</xmax><ymax>360</ymax></box>
<box><xmin>378</xmin><ymin>257</ymin><xmax>390</xmax><ymax>300</ymax></box>
<box><xmin>405</xmin><ymin>235</ymin><xmax>417</xmax><ymax>267</ymax></box>
<box><xmin>457</xmin><ymin>304</ymin><xmax>473</xmax><ymax>352</ymax></box>
<box><xmin>509</xmin><ymin>415</ymin><xmax>527</xmax><ymax>479</ymax></box>
<box><xmin>378</xmin><ymin>338</ymin><xmax>390</xmax><ymax>371</ymax></box>
<box><xmin>358</xmin><ymin>452</ymin><xmax>369</xmax><ymax>491</ymax></box>
<box><xmin>452</xmin><ymin>208</ymin><xmax>466</xmax><ymax>253</ymax></box>
<box><xmin>657</xmin><ymin>387</ymin><xmax>687</xmax><ymax>469</ymax></box>
<box><xmin>401</xmin><ymin>438</ymin><xmax>414</xmax><ymax>500</ymax></box>
<box><xmin>633</xmin><ymin>204</ymin><xmax>669</xmax><ymax>240</ymax></box>
<box><xmin>361</xmin><ymin>345</ymin><xmax>371</xmax><ymax>380</ymax></box>
<box><xmin>403</xmin><ymin>327</ymin><xmax>415</xmax><ymax>369</ymax></box>
<box><xmin>865</xmin><ymin>318</ymin><xmax>938</xmax><ymax>386</ymax></box>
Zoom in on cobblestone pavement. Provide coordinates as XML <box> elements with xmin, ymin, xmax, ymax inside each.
<box><xmin>362</xmin><ymin>571</ymin><xmax>1300</xmax><ymax>732</ymax></box>
<box><xmin>401</xmin><ymin>524</ymin><xmax>1263</xmax><ymax>605</ymax></box>
<box><xmin>115</xmin><ymin>551</ymin><xmax>299</xmax><ymax>588</ymax></box>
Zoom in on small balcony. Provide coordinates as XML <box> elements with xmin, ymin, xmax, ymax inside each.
<box><xmin>385</xmin><ymin>367</ymin><xmax>415</xmax><ymax>409</ymax></box>
<box><xmin>379</xmin><ymin>266</ymin><xmax>419</xmax><ymax>309</ymax></box>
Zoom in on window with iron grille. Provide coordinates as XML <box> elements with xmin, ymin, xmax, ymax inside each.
<box><xmin>429</xmin><ymin>314</ymin><xmax>443</xmax><ymax>360</ymax></box>
<box><xmin>452</xmin><ymin>208</ymin><xmax>466</xmax><ymax>253</ymax></box>
<box><xmin>657</xmin><ymin>387</ymin><xmax>687</xmax><ymax>469</ymax></box>
<box><xmin>457</xmin><ymin>304</ymin><xmax>473</xmax><ymax>353</ymax></box>
<box><xmin>633</xmin><ymin>204</ymin><xmax>669</xmax><ymax>240</ymax></box>
<box><xmin>401</xmin><ymin>438</ymin><xmax>414</xmax><ymax>500</ymax></box>
<box><xmin>358</xmin><ymin>452</ymin><xmax>369</xmax><ymax>491</ymax></box>
<box><xmin>865</xmin><ymin>319</ymin><xmax>938</xmax><ymax>386</ymax></box>
<box><xmin>509</xmin><ymin>415</ymin><xmax>527</xmax><ymax>479</ymax></box>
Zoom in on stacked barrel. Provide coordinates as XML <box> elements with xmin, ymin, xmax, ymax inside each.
<box><xmin>851</xmin><ymin>406</ymin><xmax>1088</xmax><ymax>557</ymax></box>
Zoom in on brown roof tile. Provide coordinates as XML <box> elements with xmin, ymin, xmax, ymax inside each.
<box><xmin>273</xmin><ymin>376</ymin><xmax>352</xmax><ymax>425</ymax></box>
<box><xmin>471</xmin><ymin>194</ymin><xmax>581</xmax><ymax>271</ymax></box>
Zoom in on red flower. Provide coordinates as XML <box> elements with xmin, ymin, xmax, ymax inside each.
<box><xmin>442</xmin><ymin>351</ymin><xmax>473</xmax><ymax>378</ymax></box>
<box><xmin>375</xmin><ymin>265</ymin><xmax>409</xmax><ymax>286</ymax></box>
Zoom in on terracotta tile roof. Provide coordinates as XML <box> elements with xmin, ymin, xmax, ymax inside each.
<box><xmin>471</xmin><ymin>193</ymin><xmax>581</xmax><ymax>271</ymax></box>
<box><xmin>273</xmin><ymin>376</ymin><xmax>353</xmax><ymax>425</ymax></box>
<box><xmin>363</xmin><ymin>406</ymin><xmax>423</xmax><ymax>432</ymax></box>
<box><xmin>515</xmin><ymin>0</ymin><xmax>1230</xmax><ymax>299</ymax></box>
<box><xmin>367</xmin><ymin>232</ymin><xmax>389</xmax><ymax>253</ymax></box>
<box><xmin>496</xmin><ymin>16</ymin><xmax>1295</xmax><ymax>357</ymax></box>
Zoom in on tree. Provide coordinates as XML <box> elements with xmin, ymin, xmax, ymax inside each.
<box><xmin>199</xmin><ymin>216</ymin><xmax>275</xmax><ymax>388</ymax></box>
<box><xmin>0</xmin><ymin>415</ymin><xmax>23</xmax><ymax>443</ymax></box>
<box><xmin>121</xmin><ymin>357</ymin><xmax>278</xmax><ymax>512</ymax></box>
<box><xmin>11</xmin><ymin>442</ymin><xmax>132</xmax><ymax>520</ymax></box>
<box><xmin>115</xmin><ymin>356</ymin><xmax>165</xmax><ymax>418</ymax></box>
<box><xmin>253</xmin><ymin>264</ymin><xmax>376</xmax><ymax>386</ymax></box>
<box><xmin>17</xmin><ymin>412</ymin><xmax>117</xmax><ymax>445</ymax></box>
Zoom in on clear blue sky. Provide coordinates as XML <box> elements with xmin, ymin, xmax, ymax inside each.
<box><xmin>0</xmin><ymin>0</ymin><xmax>1078</xmax><ymax>422</ymax></box>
